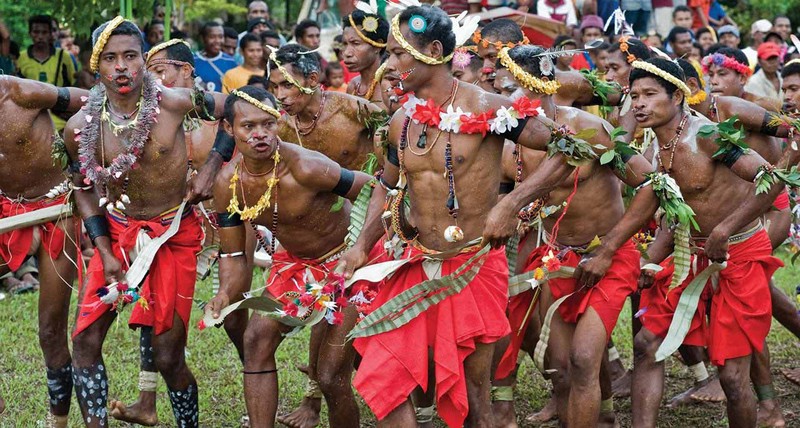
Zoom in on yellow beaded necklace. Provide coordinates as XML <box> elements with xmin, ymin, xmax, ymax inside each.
<box><xmin>227</xmin><ymin>144</ymin><xmax>281</xmax><ymax>221</ymax></box>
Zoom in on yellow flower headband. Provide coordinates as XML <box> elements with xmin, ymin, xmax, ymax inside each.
<box><xmin>391</xmin><ymin>13</ymin><xmax>454</xmax><ymax>65</ymax></box>
<box><xmin>267</xmin><ymin>47</ymin><xmax>316</xmax><ymax>95</ymax></box>
<box><xmin>631</xmin><ymin>60</ymin><xmax>692</xmax><ymax>99</ymax></box>
<box><xmin>498</xmin><ymin>47</ymin><xmax>561</xmax><ymax>95</ymax></box>
<box><xmin>348</xmin><ymin>14</ymin><xmax>387</xmax><ymax>48</ymax></box>
<box><xmin>90</xmin><ymin>16</ymin><xmax>126</xmax><ymax>73</ymax></box>
<box><xmin>231</xmin><ymin>89</ymin><xmax>282</xmax><ymax>119</ymax></box>
<box><xmin>147</xmin><ymin>39</ymin><xmax>191</xmax><ymax>64</ymax></box>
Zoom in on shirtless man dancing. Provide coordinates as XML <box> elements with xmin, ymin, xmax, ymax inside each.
<box><xmin>64</xmin><ymin>17</ymin><xmax>224</xmax><ymax>427</ymax></box>
<box><xmin>0</xmin><ymin>75</ymin><xmax>85</xmax><ymax>426</ymax></box>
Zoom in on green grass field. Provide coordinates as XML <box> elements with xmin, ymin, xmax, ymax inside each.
<box><xmin>0</xmin><ymin>250</ymin><xmax>799</xmax><ymax>427</ymax></box>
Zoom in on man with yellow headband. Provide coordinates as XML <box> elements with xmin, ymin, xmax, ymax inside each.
<box><xmin>628</xmin><ymin>57</ymin><xmax>790</xmax><ymax>428</ymax></box>
<box><xmin>488</xmin><ymin>44</ymin><xmax>664</xmax><ymax>428</ymax></box>
<box><xmin>342</xmin><ymin>4</ymin><xmax>390</xmax><ymax>108</ymax></box>
<box><xmin>0</xmin><ymin>74</ymin><xmax>86</xmax><ymax>427</ymax></box>
<box><xmin>204</xmin><ymin>85</ymin><xmax>381</xmax><ymax>428</ymax></box>
<box><xmin>63</xmin><ymin>17</ymin><xmax>227</xmax><ymax>427</ymax></box>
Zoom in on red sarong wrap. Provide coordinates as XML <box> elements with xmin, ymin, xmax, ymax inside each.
<box><xmin>639</xmin><ymin>256</ymin><xmax>711</xmax><ymax>347</ymax></box>
<box><xmin>74</xmin><ymin>208</ymin><xmax>202</xmax><ymax>337</ymax></box>
<box><xmin>497</xmin><ymin>239</ymin><xmax>640</xmax><ymax>376</ymax></box>
<box><xmin>772</xmin><ymin>188</ymin><xmax>790</xmax><ymax>211</ymax></box>
<box><xmin>265</xmin><ymin>242</ymin><xmax>385</xmax><ymax>316</ymax></box>
<box><xmin>353</xmin><ymin>246</ymin><xmax>510</xmax><ymax>428</ymax></box>
<box><xmin>704</xmin><ymin>230</ymin><xmax>780</xmax><ymax>366</ymax></box>
<box><xmin>0</xmin><ymin>194</ymin><xmax>68</xmax><ymax>272</ymax></box>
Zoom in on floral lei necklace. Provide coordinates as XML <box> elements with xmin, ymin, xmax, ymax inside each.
<box><xmin>228</xmin><ymin>140</ymin><xmax>281</xmax><ymax>222</ymax></box>
<box><xmin>76</xmin><ymin>73</ymin><xmax>161</xmax><ymax>210</ymax></box>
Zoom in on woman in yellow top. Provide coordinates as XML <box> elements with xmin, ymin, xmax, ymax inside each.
<box><xmin>222</xmin><ymin>33</ymin><xmax>265</xmax><ymax>93</ymax></box>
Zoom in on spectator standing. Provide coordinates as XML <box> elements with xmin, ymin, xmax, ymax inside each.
<box><xmin>743</xmin><ymin>19</ymin><xmax>772</xmax><ymax>69</ymax></box>
<box><xmin>16</xmin><ymin>14</ymin><xmax>76</xmax><ymax>131</ymax></box>
<box><xmin>144</xmin><ymin>20</ymin><xmax>165</xmax><ymax>52</ymax></box>
<box><xmin>194</xmin><ymin>22</ymin><xmax>238</xmax><ymax>91</ymax></box>
<box><xmin>222</xmin><ymin>33</ymin><xmax>265</xmax><ymax>93</ymax></box>
<box><xmin>666</xmin><ymin>26</ymin><xmax>694</xmax><ymax>58</ymax></box>
<box><xmin>774</xmin><ymin>16</ymin><xmax>792</xmax><ymax>42</ymax></box>
<box><xmin>0</xmin><ymin>22</ymin><xmax>13</xmax><ymax>75</ymax></box>
<box><xmin>248</xmin><ymin>18</ymin><xmax>271</xmax><ymax>36</ymax></box>
<box><xmin>294</xmin><ymin>19</ymin><xmax>327</xmax><ymax>70</ymax></box>
<box><xmin>261</xmin><ymin>30</ymin><xmax>282</xmax><ymax>50</ymax></box>
<box><xmin>717</xmin><ymin>24</ymin><xmax>740</xmax><ymax>49</ymax></box>
<box><xmin>621</xmin><ymin>0</ymin><xmax>652</xmax><ymax>36</ymax></box>
<box><xmin>553</xmin><ymin>35</ymin><xmax>578</xmax><ymax>71</ymax></box>
<box><xmin>745</xmin><ymin>41</ymin><xmax>784</xmax><ymax>102</ymax></box>
<box><xmin>323</xmin><ymin>62</ymin><xmax>347</xmax><ymax>92</ymax></box>
<box><xmin>672</xmin><ymin>5</ymin><xmax>694</xmax><ymax>29</ymax></box>
<box><xmin>652</xmin><ymin>0</ymin><xmax>674</xmax><ymax>39</ymax></box>
<box><xmin>536</xmin><ymin>0</ymin><xmax>578</xmax><ymax>27</ymax></box>
<box><xmin>695</xmin><ymin>26</ymin><xmax>716</xmax><ymax>52</ymax></box>
<box><xmin>223</xmin><ymin>26</ymin><xmax>239</xmax><ymax>57</ymax></box>
<box><xmin>688</xmin><ymin>0</ymin><xmax>711</xmax><ymax>29</ymax></box>
<box><xmin>571</xmin><ymin>14</ymin><xmax>604</xmax><ymax>70</ymax></box>
<box><xmin>707</xmin><ymin>0</ymin><xmax>735</xmax><ymax>28</ymax></box>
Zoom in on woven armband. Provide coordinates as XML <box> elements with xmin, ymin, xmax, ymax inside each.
<box><xmin>53</xmin><ymin>87</ymin><xmax>71</xmax><ymax>114</ymax></box>
<box><xmin>217</xmin><ymin>212</ymin><xmax>243</xmax><ymax>227</ymax></box>
<box><xmin>333</xmin><ymin>169</ymin><xmax>355</xmax><ymax>197</ymax></box>
<box><xmin>84</xmin><ymin>215</ymin><xmax>110</xmax><ymax>245</ymax></box>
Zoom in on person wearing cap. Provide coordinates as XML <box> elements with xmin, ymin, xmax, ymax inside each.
<box><xmin>717</xmin><ymin>24</ymin><xmax>740</xmax><ymax>49</ymax></box>
<box><xmin>743</xmin><ymin>19</ymin><xmax>773</xmax><ymax>68</ymax></box>
<box><xmin>247</xmin><ymin>17</ymin><xmax>271</xmax><ymax>36</ymax></box>
<box><xmin>571</xmin><ymin>14</ymin><xmax>605</xmax><ymax>70</ymax></box>
<box><xmin>536</xmin><ymin>0</ymin><xmax>578</xmax><ymax>26</ymax></box>
<box><xmin>745</xmin><ymin>41</ymin><xmax>784</xmax><ymax>103</ymax></box>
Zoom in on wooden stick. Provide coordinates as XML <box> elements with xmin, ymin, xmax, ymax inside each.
<box><xmin>0</xmin><ymin>204</ymin><xmax>73</xmax><ymax>235</ymax></box>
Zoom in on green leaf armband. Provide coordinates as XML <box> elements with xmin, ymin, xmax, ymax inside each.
<box><xmin>546</xmin><ymin>126</ymin><xmax>601</xmax><ymax>166</ymax></box>
<box><xmin>753</xmin><ymin>165</ymin><xmax>800</xmax><ymax>195</ymax></box>
<box><xmin>598</xmin><ymin>127</ymin><xmax>637</xmax><ymax>175</ymax></box>
<box><xmin>697</xmin><ymin>116</ymin><xmax>751</xmax><ymax>160</ymax></box>
<box><xmin>580</xmin><ymin>69</ymin><xmax>619</xmax><ymax>107</ymax></box>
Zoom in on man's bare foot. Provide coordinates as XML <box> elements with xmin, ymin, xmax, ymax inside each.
<box><xmin>758</xmin><ymin>399</ymin><xmax>786</xmax><ymax>428</ymax></box>
<box><xmin>689</xmin><ymin>376</ymin><xmax>726</xmax><ymax>402</ymax></box>
<box><xmin>781</xmin><ymin>368</ymin><xmax>800</xmax><ymax>386</ymax></box>
<box><xmin>667</xmin><ymin>378</ymin><xmax>712</xmax><ymax>408</ymax></box>
<box><xmin>525</xmin><ymin>394</ymin><xmax>557</xmax><ymax>423</ymax></box>
<box><xmin>276</xmin><ymin>396</ymin><xmax>321</xmax><ymax>428</ymax></box>
<box><xmin>611</xmin><ymin>369</ymin><xmax>632</xmax><ymax>398</ymax></box>
<box><xmin>109</xmin><ymin>398</ymin><xmax>158</xmax><ymax>426</ymax></box>
<box><xmin>492</xmin><ymin>400</ymin><xmax>518</xmax><ymax>428</ymax></box>
<box><xmin>598</xmin><ymin>411</ymin><xmax>620</xmax><ymax>428</ymax></box>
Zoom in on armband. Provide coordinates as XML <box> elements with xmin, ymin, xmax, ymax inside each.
<box><xmin>499</xmin><ymin>117</ymin><xmax>529</xmax><ymax>142</ymax></box>
<box><xmin>53</xmin><ymin>87</ymin><xmax>70</xmax><ymax>114</ymax></box>
<box><xmin>210</xmin><ymin>127</ymin><xmax>235</xmax><ymax>162</ymax></box>
<box><xmin>219</xmin><ymin>251</ymin><xmax>245</xmax><ymax>258</ymax></box>
<box><xmin>379</xmin><ymin>175</ymin><xmax>397</xmax><ymax>191</ymax></box>
<box><xmin>68</xmin><ymin>159</ymin><xmax>82</xmax><ymax>174</ymax></box>
<box><xmin>198</xmin><ymin>92</ymin><xmax>216</xmax><ymax>121</ymax></box>
<box><xmin>716</xmin><ymin>144</ymin><xmax>744</xmax><ymax>168</ymax></box>
<box><xmin>499</xmin><ymin>181</ymin><xmax>514</xmax><ymax>194</ymax></box>
<box><xmin>333</xmin><ymin>168</ymin><xmax>355</xmax><ymax>197</ymax></box>
<box><xmin>217</xmin><ymin>212</ymin><xmax>243</xmax><ymax>227</ymax></box>
<box><xmin>760</xmin><ymin>112</ymin><xmax>781</xmax><ymax>137</ymax></box>
<box><xmin>386</xmin><ymin>145</ymin><xmax>399</xmax><ymax>167</ymax></box>
<box><xmin>84</xmin><ymin>215</ymin><xmax>110</xmax><ymax>245</ymax></box>
<box><xmin>620</xmin><ymin>151</ymin><xmax>634</xmax><ymax>163</ymax></box>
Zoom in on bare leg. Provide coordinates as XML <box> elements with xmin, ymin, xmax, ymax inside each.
<box><xmin>277</xmin><ymin>322</ymin><xmax>323</xmax><ymax>428</ymax></box>
<box><xmin>315</xmin><ymin>307</ymin><xmax>360</xmax><ymax>428</ymax></box>
<box><xmin>463</xmin><ymin>341</ymin><xmax>495</xmax><ymax>428</ymax></box>
<box><xmin>771</xmin><ymin>282</ymin><xmax>800</xmax><ymax>338</ymax></box>
<box><xmin>631</xmin><ymin>328</ymin><xmax>666</xmax><ymax>427</ymax></box>
<box><xmin>718</xmin><ymin>354</ymin><xmax>757</xmax><ymax>428</ymax></box>
<box><xmin>377</xmin><ymin>398</ymin><xmax>416</xmax><ymax>427</ymax></box>
<box><xmin>153</xmin><ymin>313</ymin><xmax>198</xmax><ymax>427</ymax></box>
<box><xmin>243</xmin><ymin>313</ymin><xmax>290</xmax><ymax>427</ymax></box>
<box><xmin>411</xmin><ymin>349</ymin><xmax>436</xmax><ymax>428</ymax></box>
<box><xmin>490</xmin><ymin>335</ymin><xmax>518</xmax><ymax>428</ymax></box>
<box><xmin>751</xmin><ymin>342</ymin><xmax>785</xmax><ymax>427</ymax></box>
<box><xmin>225</xmin><ymin>228</ymin><xmax>258</xmax><ymax>362</ymax></box>
<box><xmin>109</xmin><ymin>326</ymin><xmax>158</xmax><ymax>426</ymax></box>
<box><xmin>71</xmin><ymin>310</ymin><xmax>117</xmax><ymax>428</ymax></box>
<box><xmin>541</xmin><ymin>292</ymin><xmax>575</xmax><ymax>423</ymax></box>
<box><xmin>38</xmin><ymin>234</ymin><xmax>76</xmax><ymax>425</ymax></box>
<box><xmin>566</xmin><ymin>307</ymin><xmax>609</xmax><ymax>427</ymax></box>
<box><xmin>598</xmin><ymin>351</ymin><xmax>618</xmax><ymax>428</ymax></box>
<box><xmin>668</xmin><ymin>345</ymin><xmax>714</xmax><ymax>407</ymax></box>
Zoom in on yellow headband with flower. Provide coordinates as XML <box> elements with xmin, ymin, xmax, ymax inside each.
<box><xmin>631</xmin><ymin>60</ymin><xmax>692</xmax><ymax>99</ymax></box>
<box><xmin>146</xmin><ymin>39</ymin><xmax>191</xmax><ymax>64</ymax></box>
<box><xmin>267</xmin><ymin>47</ymin><xmax>316</xmax><ymax>95</ymax></box>
<box><xmin>498</xmin><ymin>47</ymin><xmax>561</xmax><ymax>95</ymax></box>
<box><xmin>348</xmin><ymin>14</ymin><xmax>387</xmax><ymax>48</ymax></box>
<box><xmin>231</xmin><ymin>89</ymin><xmax>282</xmax><ymax>119</ymax></box>
<box><xmin>90</xmin><ymin>16</ymin><xmax>126</xmax><ymax>73</ymax></box>
<box><xmin>391</xmin><ymin>13</ymin><xmax>454</xmax><ymax>65</ymax></box>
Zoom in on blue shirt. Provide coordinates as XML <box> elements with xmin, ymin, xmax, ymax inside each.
<box><xmin>709</xmin><ymin>1</ymin><xmax>726</xmax><ymax>21</ymax></box>
<box><xmin>194</xmin><ymin>52</ymin><xmax>238</xmax><ymax>92</ymax></box>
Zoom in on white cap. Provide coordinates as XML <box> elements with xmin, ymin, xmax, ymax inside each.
<box><xmin>751</xmin><ymin>19</ymin><xmax>773</xmax><ymax>34</ymax></box>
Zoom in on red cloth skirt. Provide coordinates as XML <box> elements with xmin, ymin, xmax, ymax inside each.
<box><xmin>497</xmin><ymin>240</ymin><xmax>640</xmax><ymax>376</ymax></box>
<box><xmin>74</xmin><ymin>209</ymin><xmax>202</xmax><ymax>337</ymax></box>
<box><xmin>353</xmin><ymin>246</ymin><xmax>510</xmax><ymax>428</ymax></box>
<box><xmin>639</xmin><ymin>256</ymin><xmax>710</xmax><ymax>347</ymax></box>
<box><xmin>0</xmin><ymin>194</ymin><xmax>67</xmax><ymax>271</ymax></box>
<box><xmin>772</xmin><ymin>188</ymin><xmax>790</xmax><ymax>211</ymax></box>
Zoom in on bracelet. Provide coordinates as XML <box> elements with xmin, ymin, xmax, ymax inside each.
<box><xmin>84</xmin><ymin>215</ymin><xmax>110</xmax><ymax>245</ymax></box>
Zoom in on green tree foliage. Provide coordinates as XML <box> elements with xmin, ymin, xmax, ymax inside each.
<box><xmin>728</xmin><ymin>0</ymin><xmax>800</xmax><ymax>45</ymax></box>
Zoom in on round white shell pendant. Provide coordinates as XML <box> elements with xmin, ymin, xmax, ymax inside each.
<box><xmin>444</xmin><ymin>225</ymin><xmax>464</xmax><ymax>243</ymax></box>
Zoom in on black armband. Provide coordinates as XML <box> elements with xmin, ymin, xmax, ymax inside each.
<box><xmin>760</xmin><ymin>112</ymin><xmax>781</xmax><ymax>137</ymax></box>
<box><xmin>716</xmin><ymin>144</ymin><xmax>745</xmax><ymax>167</ymax></box>
<box><xmin>620</xmin><ymin>151</ymin><xmax>634</xmax><ymax>163</ymax></box>
<box><xmin>200</xmin><ymin>93</ymin><xmax>216</xmax><ymax>120</ymax></box>
<box><xmin>216</xmin><ymin>212</ymin><xmax>243</xmax><ymax>228</ymax></box>
<box><xmin>386</xmin><ymin>145</ymin><xmax>399</xmax><ymax>167</ymax></box>
<box><xmin>499</xmin><ymin>117</ymin><xmax>529</xmax><ymax>142</ymax></box>
<box><xmin>84</xmin><ymin>215</ymin><xmax>110</xmax><ymax>245</ymax></box>
<box><xmin>333</xmin><ymin>168</ymin><xmax>355</xmax><ymax>197</ymax></box>
<box><xmin>210</xmin><ymin>126</ymin><xmax>235</xmax><ymax>162</ymax></box>
<box><xmin>499</xmin><ymin>181</ymin><xmax>514</xmax><ymax>194</ymax></box>
<box><xmin>53</xmin><ymin>87</ymin><xmax>70</xmax><ymax>114</ymax></box>
<box><xmin>67</xmin><ymin>158</ymin><xmax>81</xmax><ymax>174</ymax></box>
